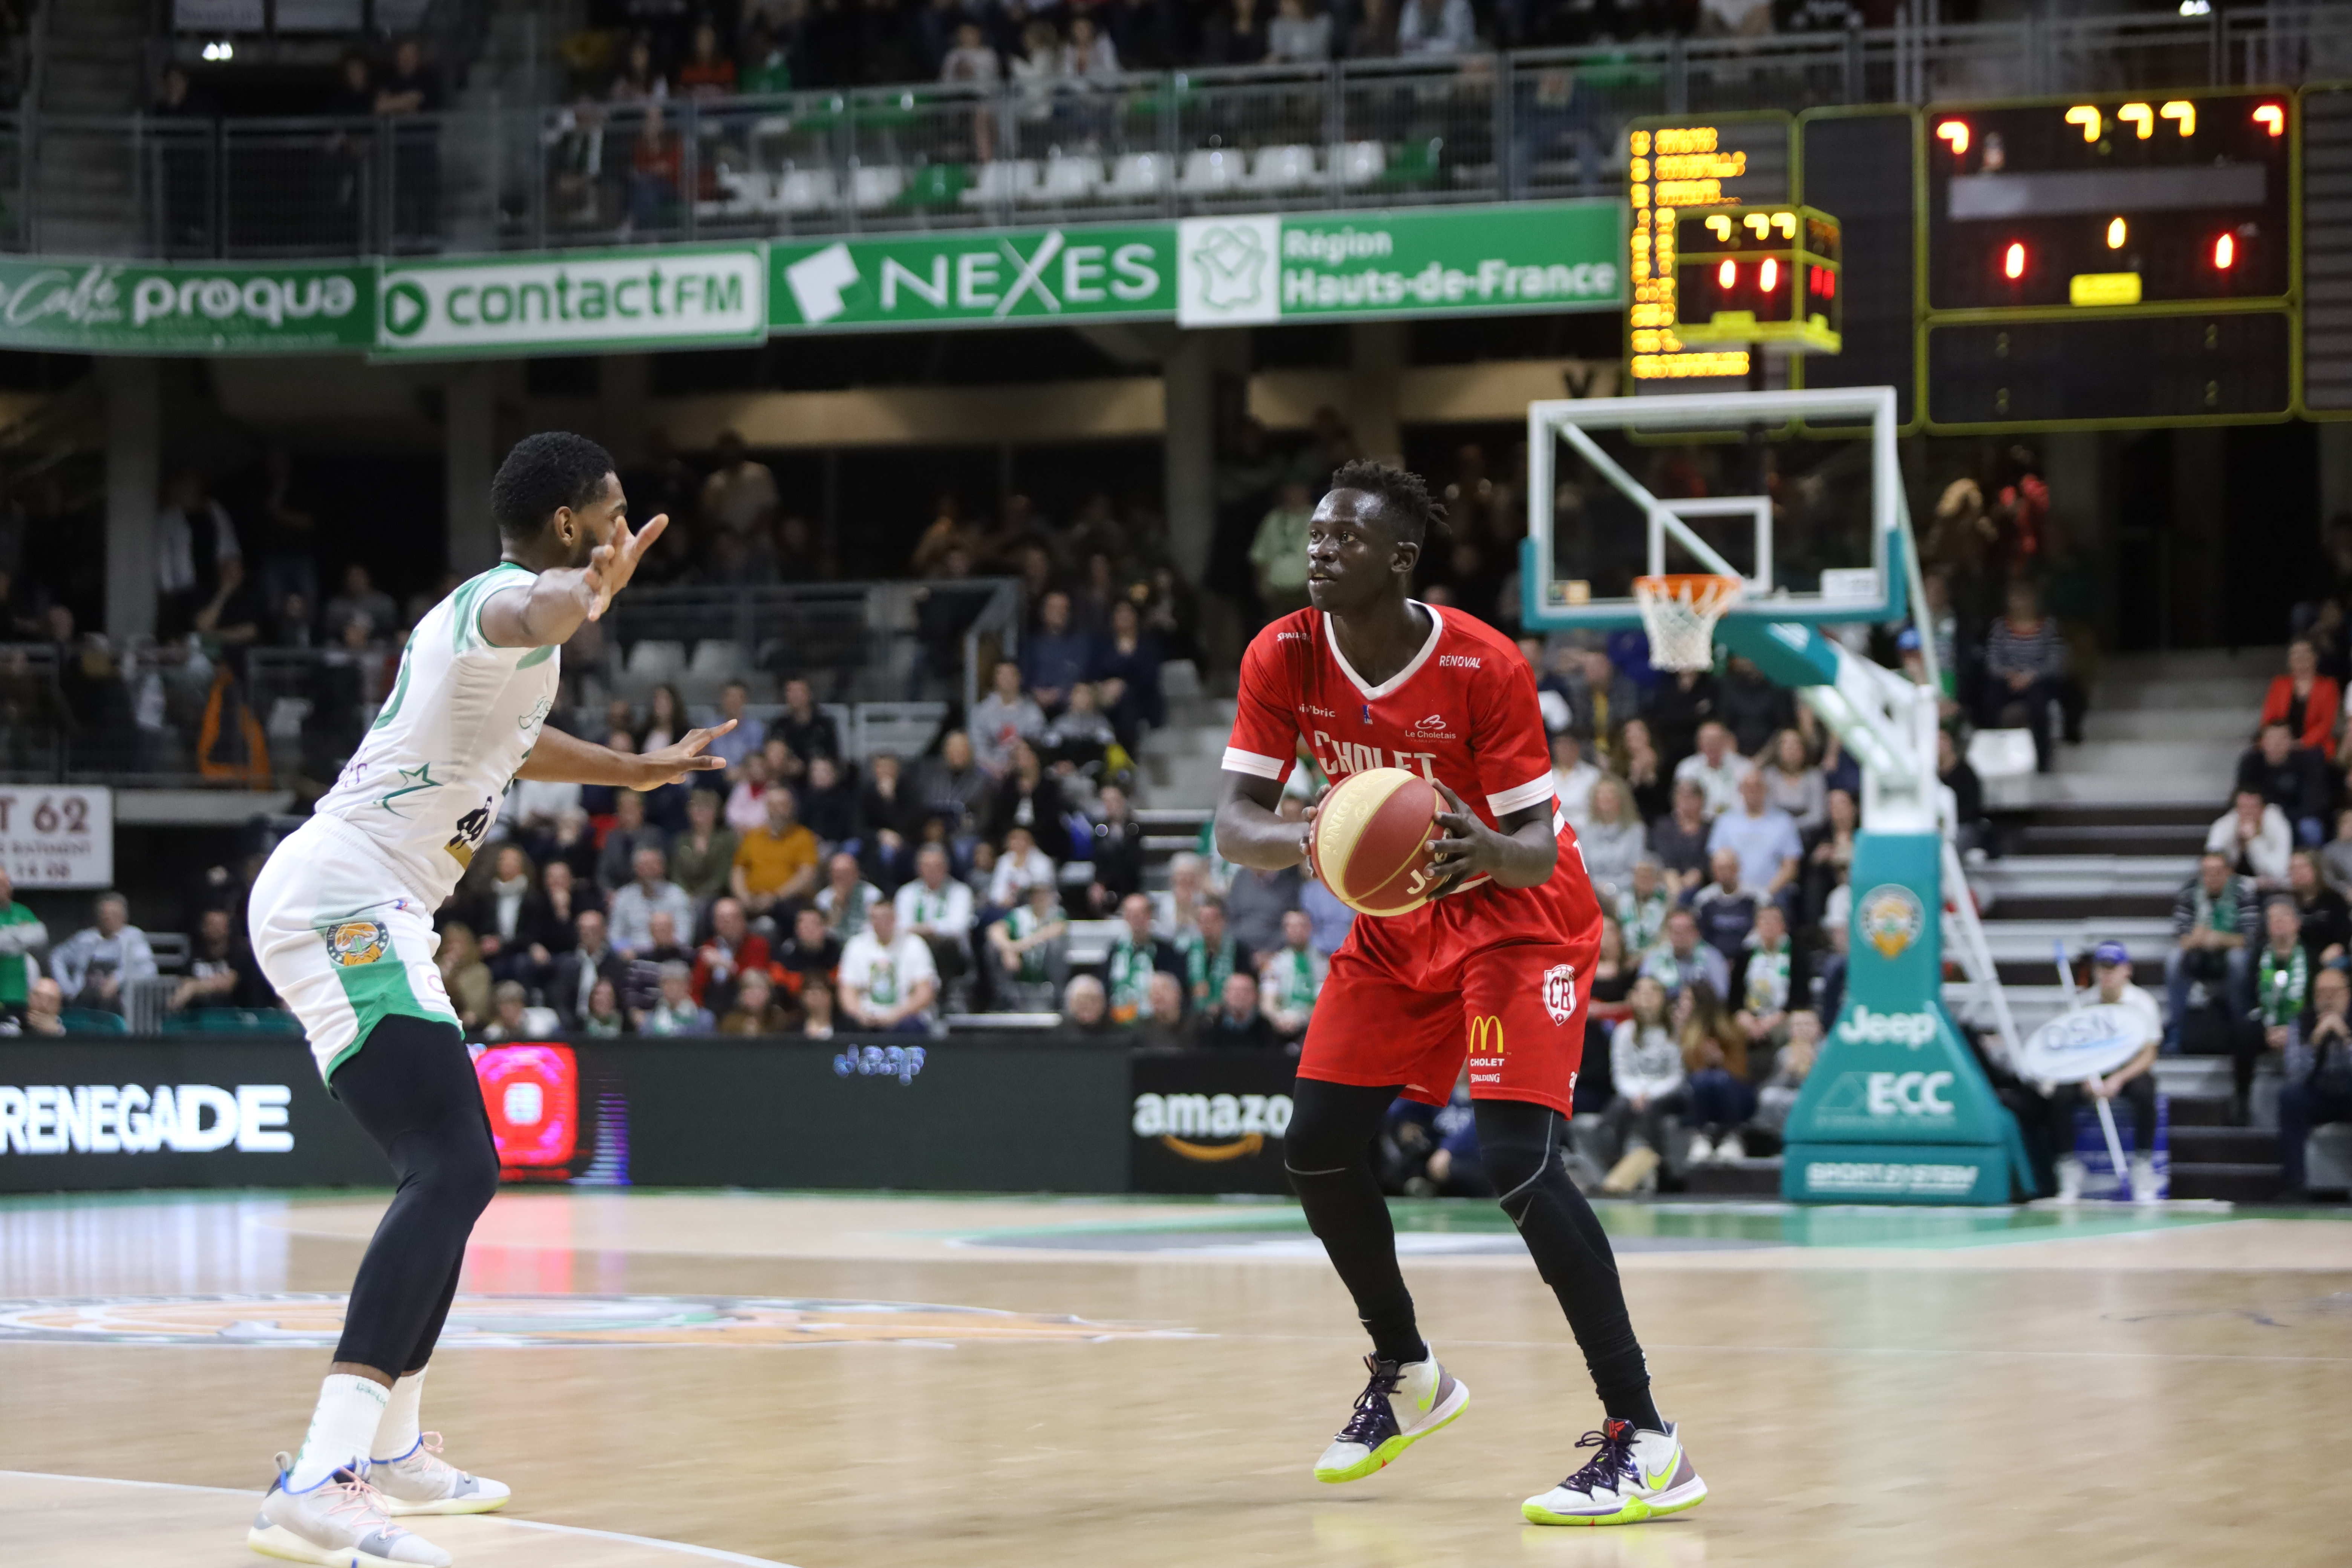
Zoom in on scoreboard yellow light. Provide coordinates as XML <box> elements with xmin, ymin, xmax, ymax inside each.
<box><xmin>1670</xmin><ymin>204</ymin><xmax>1843</xmax><ymax>352</ymax></box>
<box><xmin>1926</xmin><ymin>88</ymin><xmax>2292</xmax><ymax>311</ymax></box>
<box><xmin>1626</xmin><ymin>116</ymin><xmax>1793</xmax><ymax>383</ymax></box>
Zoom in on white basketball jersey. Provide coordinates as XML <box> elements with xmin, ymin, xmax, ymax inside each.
<box><xmin>312</xmin><ymin>562</ymin><xmax>560</xmax><ymax>908</ymax></box>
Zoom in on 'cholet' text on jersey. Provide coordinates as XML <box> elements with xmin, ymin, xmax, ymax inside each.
<box><xmin>1223</xmin><ymin>603</ymin><xmax>1560</xmax><ymax>849</ymax></box>
<box><xmin>311</xmin><ymin>562</ymin><xmax>560</xmax><ymax>909</ymax></box>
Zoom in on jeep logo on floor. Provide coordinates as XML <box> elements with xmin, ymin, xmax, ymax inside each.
<box><xmin>1131</xmin><ymin>1092</ymin><xmax>1292</xmax><ymax>1162</ymax></box>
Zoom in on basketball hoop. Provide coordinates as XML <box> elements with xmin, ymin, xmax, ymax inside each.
<box><xmin>1632</xmin><ymin>574</ymin><xmax>1743</xmax><ymax>671</ymax></box>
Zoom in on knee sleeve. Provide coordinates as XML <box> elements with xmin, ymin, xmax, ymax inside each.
<box><xmin>1478</xmin><ymin>1107</ymin><xmax>1563</xmax><ymax>1207</ymax></box>
<box><xmin>1282</xmin><ymin>1078</ymin><xmax>1398</xmax><ymax>1175</ymax></box>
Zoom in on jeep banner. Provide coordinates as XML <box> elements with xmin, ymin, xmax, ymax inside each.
<box><xmin>0</xmin><ymin>258</ymin><xmax>374</xmax><ymax>355</ymax></box>
<box><xmin>1129</xmin><ymin>1049</ymin><xmax>1297</xmax><ymax>1195</ymax></box>
<box><xmin>1176</xmin><ymin>200</ymin><xmax>1624</xmax><ymax>328</ymax></box>
<box><xmin>375</xmin><ymin>245</ymin><xmax>768</xmax><ymax>357</ymax></box>
<box><xmin>770</xmin><ymin>224</ymin><xmax>1174</xmax><ymax>333</ymax></box>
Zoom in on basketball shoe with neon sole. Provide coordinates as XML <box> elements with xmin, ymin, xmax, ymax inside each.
<box><xmin>1521</xmin><ymin>1419</ymin><xmax>1706</xmax><ymax>1526</ymax></box>
<box><xmin>1312</xmin><ymin>1349</ymin><xmax>1469</xmax><ymax>1483</ymax></box>
<box><xmin>247</xmin><ymin>1456</ymin><xmax>451</xmax><ymax>1566</ymax></box>
<box><xmin>369</xmin><ymin>1433</ymin><xmax>512</xmax><ymax>1516</ymax></box>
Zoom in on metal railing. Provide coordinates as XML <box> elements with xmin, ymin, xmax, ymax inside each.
<box><xmin>3</xmin><ymin>7</ymin><xmax>2346</xmax><ymax>259</ymax></box>
<box><xmin>0</xmin><ymin>578</ymin><xmax>1021</xmax><ymax>790</ymax></box>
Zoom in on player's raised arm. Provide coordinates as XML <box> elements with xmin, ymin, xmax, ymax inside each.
<box><xmin>475</xmin><ymin>436</ymin><xmax>671</xmax><ymax>650</ymax></box>
<box><xmin>514</xmin><ymin>717</ymin><xmax>735</xmax><ymax>789</ymax></box>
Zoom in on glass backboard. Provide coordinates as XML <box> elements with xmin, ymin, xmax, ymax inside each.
<box><xmin>1520</xmin><ymin>386</ymin><xmax>1905</xmax><ymax>631</ymax></box>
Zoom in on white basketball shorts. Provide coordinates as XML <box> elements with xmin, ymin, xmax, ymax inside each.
<box><xmin>248</xmin><ymin>815</ymin><xmax>461</xmax><ymax>1081</ymax></box>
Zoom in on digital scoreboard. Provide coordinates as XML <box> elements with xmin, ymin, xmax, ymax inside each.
<box><xmin>1921</xmin><ymin>87</ymin><xmax>2296</xmax><ymax>430</ymax></box>
<box><xmin>1671</xmin><ymin>204</ymin><xmax>1842</xmax><ymax>352</ymax></box>
<box><xmin>1626</xmin><ymin>113</ymin><xmax>1792</xmax><ymax>386</ymax></box>
<box><xmin>1926</xmin><ymin>89</ymin><xmax>2292</xmax><ymax>311</ymax></box>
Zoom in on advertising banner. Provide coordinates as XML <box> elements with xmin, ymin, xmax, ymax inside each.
<box><xmin>0</xmin><ymin>786</ymin><xmax>110</xmax><ymax>888</ymax></box>
<box><xmin>1177</xmin><ymin>200</ymin><xmax>1624</xmax><ymax>328</ymax></box>
<box><xmin>770</xmin><ymin>223</ymin><xmax>1174</xmax><ymax>332</ymax></box>
<box><xmin>0</xmin><ymin>258</ymin><xmax>374</xmax><ymax>354</ymax></box>
<box><xmin>1129</xmin><ymin>1048</ymin><xmax>1296</xmax><ymax>1195</ymax></box>
<box><xmin>375</xmin><ymin>244</ymin><xmax>768</xmax><ymax>357</ymax></box>
<box><xmin>1780</xmin><ymin>831</ymin><xmax>2029</xmax><ymax>1204</ymax></box>
<box><xmin>0</xmin><ymin>1038</ymin><xmax>387</xmax><ymax>1192</ymax></box>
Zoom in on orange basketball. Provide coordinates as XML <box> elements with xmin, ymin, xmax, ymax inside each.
<box><xmin>1310</xmin><ymin>767</ymin><xmax>1444</xmax><ymax>917</ymax></box>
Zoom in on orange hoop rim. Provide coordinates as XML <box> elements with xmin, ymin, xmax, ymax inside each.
<box><xmin>1632</xmin><ymin>573</ymin><xmax>1745</xmax><ymax>603</ymax></box>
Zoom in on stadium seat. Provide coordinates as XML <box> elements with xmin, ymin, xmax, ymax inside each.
<box><xmin>1103</xmin><ymin>151</ymin><xmax>1167</xmax><ymax>199</ymax></box>
<box><xmin>897</xmin><ymin>162</ymin><xmax>970</xmax><ymax>208</ymax></box>
<box><xmin>626</xmin><ymin>640</ymin><xmax>688</xmax><ymax>680</ymax></box>
<box><xmin>851</xmin><ymin>163</ymin><xmax>906</xmax><ymax>209</ymax></box>
<box><xmin>1246</xmin><ymin>144</ymin><xmax>1317</xmax><ymax>192</ymax></box>
<box><xmin>852</xmin><ymin>701</ymin><xmax>947</xmax><ymax>762</ymax></box>
<box><xmin>1032</xmin><ymin>155</ymin><xmax>1103</xmax><ymax>202</ymax></box>
<box><xmin>689</xmin><ymin>640</ymin><xmax>750</xmax><ymax>679</ymax></box>
<box><xmin>1179</xmin><ymin>147</ymin><xmax>1242</xmax><ymax>196</ymax></box>
<box><xmin>1334</xmin><ymin>140</ymin><xmax>1385</xmax><ymax>186</ymax></box>
<box><xmin>962</xmin><ymin>159</ymin><xmax>1040</xmax><ymax>206</ymax></box>
<box><xmin>778</xmin><ymin>168</ymin><xmax>839</xmax><ymax>213</ymax></box>
<box><xmin>1063</xmin><ymin>919</ymin><xmax>1123</xmax><ymax>966</ymax></box>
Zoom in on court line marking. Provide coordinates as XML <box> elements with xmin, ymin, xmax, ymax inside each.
<box><xmin>1199</xmin><ymin>1333</ymin><xmax>2352</xmax><ymax>1364</ymax></box>
<box><xmin>0</xmin><ymin>1470</ymin><xmax>800</xmax><ymax>1566</ymax></box>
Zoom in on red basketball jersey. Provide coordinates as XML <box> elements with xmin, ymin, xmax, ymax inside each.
<box><xmin>1224</xmin><ymin>603</ymin><xmax>1566</xmax><ymax>900</ymax></box>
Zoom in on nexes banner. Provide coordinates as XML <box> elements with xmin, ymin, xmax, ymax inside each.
<box><xmin>0</xmin><ymin>200</ymin><xmax>1623</xmax><ymax>358</ymax></box>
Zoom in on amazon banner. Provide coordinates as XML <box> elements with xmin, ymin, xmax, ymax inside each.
<box><xmin>1128</xmin><ymin>1049</ymin><xmax>1297</xmax><ymax>1195</ymax></box>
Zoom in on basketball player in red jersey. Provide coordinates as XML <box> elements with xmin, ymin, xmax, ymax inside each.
<box><xmin>1216</xmin><ymin>462</ymin><xmax>1705</xmax><ymax>1526</ymax></box>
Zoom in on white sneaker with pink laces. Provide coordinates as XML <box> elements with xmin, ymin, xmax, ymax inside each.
<box><xmin>369</xmin><ymin>1432</ymin><xmax>513</xmax><ymax>1516</ymax></box>
<box><xmin>248</xmin><ymin>1455</ymin><xmax>451</xmax><ymax>1566</ymax></box>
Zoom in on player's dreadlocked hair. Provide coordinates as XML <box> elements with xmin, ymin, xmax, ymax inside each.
<box><xmin>490</xmin><ymin>431</ymin><xmax>616</xmax><ymax>545</ymax></box>
<box><xmin>1328</xmin><ymin>459</ymin><xmax>1449</xmax><ymax>546</ymax></box>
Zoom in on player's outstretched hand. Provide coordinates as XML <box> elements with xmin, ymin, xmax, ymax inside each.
<box><xmin>633</xmin><ymin>719</ymin><xmax>735</xmax><ymax>790</ymax></box>
<box><xmin>1428</xmin><ymin>781</ymin><xmax>1508</xmax><ymax>897</ymax></box>
<box><xmin>581</xmin><ymin>512</ymin><xmax>670</xmax><ymax>622</ymax></box>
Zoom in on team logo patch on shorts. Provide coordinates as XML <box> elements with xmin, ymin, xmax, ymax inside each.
<box><xmin>323</xmin><ymin>920</ymin><xmax>390</xmax><ymax>967</ymax></box>
<box><xmin>1542</xmin><ymin>963</ymin><xmax>1578</xmax><ymax>1024</ymax></box>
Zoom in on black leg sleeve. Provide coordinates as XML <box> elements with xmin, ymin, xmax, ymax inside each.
<box><xmin>328</xmin><ymin>1015</ymin><xmax>502</xmax><ymax>1378</ymax></box>
<box><xmin>1475</xmin><ymin>1098</ymin><xmax>1661</xmax><ymax>1431</ymax></box>
<box><xmin>1285</xmin><ymin>1077</ymin><xmax>1426</xmax><ymax>1366</ymax></box>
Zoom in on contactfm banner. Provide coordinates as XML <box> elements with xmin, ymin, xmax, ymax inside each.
<box><xmin>374</xmin><ymin>244</ymin><xmax>769</xmax><ymax>357</ymax></box>
<box><xmin>0</xmin><ymin>258</ymin><xmax>373</xmax><ymax>354</ymax></box>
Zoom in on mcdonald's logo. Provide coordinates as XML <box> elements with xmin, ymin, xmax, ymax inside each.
<box><xmin>1468</xmin><ymin>1015</ymin><xmax>1506</xmax><ymax>1056</ymax></box>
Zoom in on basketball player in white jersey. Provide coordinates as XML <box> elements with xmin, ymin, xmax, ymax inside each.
<box><xmin>244</xmin><ymin>432</ymin><xmax>731</xmax><ymax>1566</ymax></box>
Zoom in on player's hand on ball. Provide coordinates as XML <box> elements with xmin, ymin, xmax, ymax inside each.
<box><xmin>1428</xmin><ymin>782</ymin><xmax>1506</xmax><ymax>896</ymax></box>
<box><xmin>634</xmin><ymin>719</ymin><xmax>736</xmax><ymax>790</ymax></box>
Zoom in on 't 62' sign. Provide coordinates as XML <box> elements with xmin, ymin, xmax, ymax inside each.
<box><xmin>1866</xmin><ymin>1070</ymin><xmax>1955</xmax><ymax>1117</ymax></box>
<box><xmin>0</xmin><ymin>787</ymin><xmax>111</xmax><ymax>889</ymax></box>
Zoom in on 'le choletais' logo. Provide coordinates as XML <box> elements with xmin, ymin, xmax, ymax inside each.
<box><xmin>324</xmin><ymin>920</ymin><xmax>389</xmax><ymax>967</ymax></box>
<box><xmin>1859</xmin><ymin>884</ymin><xmax>1926</xmax><ymax>960</ymax></box>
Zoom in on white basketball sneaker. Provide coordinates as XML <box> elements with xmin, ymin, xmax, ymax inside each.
<box><xmin>1312</xmin><ymin>1349</ymin><xmax>1470</xmax><ymax>1483</ymax></box>
<box><xmin>248</xmin><ymin>1455</ymin><xmax>451</xmax><ymax>1566</ymax></box>
<box><xmin>1522</xmin><ymin>1419</ymin><xmax>1707</xmax><ymax>1526</ymax></box>
<box><xmin>2054</xmin><ymin>1156</ymin><xmax>2086</xmax><ymax>1204</ymax></box>
<box><xmin>370</xmin><ymin>1433</ymin><xmax>512</xmax><ymax>1516</ymax></box>
<box><xmin>2128</xmin><ymin>1153</ymin><xmax>2162</xmax><ymax>1204</ymax></box>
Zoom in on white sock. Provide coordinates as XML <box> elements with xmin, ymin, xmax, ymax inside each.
<box><xmin>373</xmin><ymin>1366</ymin><xmax>427</xmax><ymax>1462</ymax></box>
<box><xmin>288</xmin><ymin>1374</ymin><xmax>389</xmax><ymax>1491</ymax></box>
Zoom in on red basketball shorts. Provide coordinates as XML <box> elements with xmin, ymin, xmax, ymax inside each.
<box><xmin>1297</xmin><ymin>878</ymin><xmax>1598</xmax><ymax>1118</ymax></box>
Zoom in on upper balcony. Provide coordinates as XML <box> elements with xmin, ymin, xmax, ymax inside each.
<box><xmin>2</xmin><ymin>6</ymin><xmax>2345</xmax><ymax>260</ymax></box>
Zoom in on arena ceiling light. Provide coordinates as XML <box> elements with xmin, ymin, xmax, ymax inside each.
<box><xmin>201</xmin><ymin>40</ymin><xmax>234</xmax><ymax>61</ymax></box>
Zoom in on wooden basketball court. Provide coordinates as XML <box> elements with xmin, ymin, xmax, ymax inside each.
<box><xmin>4</xmin><ymin>1189</ymin><xmax>2348</xmax><ymax>1567</ymax></box>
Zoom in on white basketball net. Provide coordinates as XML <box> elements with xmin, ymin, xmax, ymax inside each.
<box><xmin>1632</xmin><ymin>575</ymin><xmax>1743</xmax><ymax>672</ymax></box>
